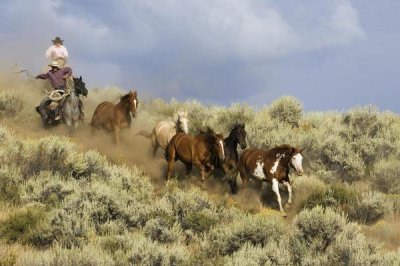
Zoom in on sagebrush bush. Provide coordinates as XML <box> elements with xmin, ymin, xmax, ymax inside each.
<box><xmin>205</xmin><ymin>213</ymin><xmax>286</xmax><ymax>256</ymax></box>
<box><xmin>371</xmin><ymin>157</ymin><xmax>400</xmax><ymax>194</ymax></box>
<box><xmin>301</xmin><ymin>183</ymin><xmax>358</xmax><ymax>214</ymax></box>
<box><xmin>0</xmin><ymin>165</ymin><xmax>22</xmax><ymax>204</ymax></box>
<box><xmin>0</xmin><ymin>90</ymin><xmax>23</xmax><ymax>116</ymax></box>
<box><xmin>17</xmin><ymin>244</ymin><xmax>114</xmax><ymax>266</ymax></box>
<box><xmin>350</xmin><ymin>191</ymin><xmax>391</xmax><ymax>224</ymax></box>
<box><xmin>290</xmin><ymin>206</ymin><xmax>346</xmax><ymax>263</ymax></box>
<box><xmin>0</xmin><ymin>207</ymin><xmax>47</xmax><ymax>244</ymax></box>
<box><xmin>226</xmin><ymin>241</ymin><xmax>292</xmax><ymax>266</ymax></box>
<box><xmin>268</xmin><ymin>96</ymin><xmax>303</xmax><ymax>126</ymax></box>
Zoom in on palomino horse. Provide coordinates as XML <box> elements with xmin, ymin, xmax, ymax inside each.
<box><xmin>136</xmin><ymin>111</ymin><xmax>189</xmax><ymax>156</ymax></box>
<box><xmin>36</xmin><ymin>76</ymin><xmax>88</xmax><ymax>133</ymax></box>
<box><xmin>165</xmin><ymin>128</ymin><xmax>225</xmax><ymax>181</ymax></box>
<box><xmin>237</xmin><ymin>145</ymin><xmax>304</xmax><ymax>215</ymax></box>
<box><xmin>90</xmin><ymin>90</ymin><xmax>138</xmax><ymax>145</ymax></box>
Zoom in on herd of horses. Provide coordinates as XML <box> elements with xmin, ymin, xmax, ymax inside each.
<box><xmin>36</xmin><ymin>84</ymin><xmax>304</xmax><ymax>216</ymax></box>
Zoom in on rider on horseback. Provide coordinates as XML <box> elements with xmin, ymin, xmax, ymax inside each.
<box><xmin>36</xmin><ymin>61</ymin><xmax>84</xmax><ymax>123</ymax></box>
<box><xmin>36</xmin><ymin>61</ymin><xmax>72</xmax><ymax>120</ymax></box>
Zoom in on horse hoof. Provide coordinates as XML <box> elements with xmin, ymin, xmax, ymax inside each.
<box><xmin>282</xmin><ymin>212</ymin><xmax>287</xmax><ymax>217</ymax></box>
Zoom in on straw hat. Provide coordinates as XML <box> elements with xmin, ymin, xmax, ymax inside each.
<box><xmin>52</xmin><ymin>36</ymin><xmax>64</xmax><ymax>45</ymax></box>
<box><xmin>48</xmin><ymin>61</ymin><xmax>61</xmax><ymax>68</ymax></box>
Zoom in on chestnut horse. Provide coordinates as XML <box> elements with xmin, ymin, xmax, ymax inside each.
<box><xmin>236</xmin><ymin>145</ymin><xmax>304</xmax><ymax>215</ymax></box>
<box><xmin>90</xmin><ymin>90</ymin><xmax>138</xmax><ymax>145</ymax></box>
<box><xmin>165</xmin><ymin>128</ymin><xmax>225</xmax><ymax>181</ymax></box>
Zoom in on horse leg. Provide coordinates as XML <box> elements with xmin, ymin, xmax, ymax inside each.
<box><xmin>272</xmin><ymin>178</ymin><xmax>286</xmax><ymax>216</ymax></box>
<box><xmin>165</xmin><ymin>145</ymin><xmax>175</xmax><ymax>181</ymax></box>
<box><xmin>113</xmin><ymin>124</ymin><xmax>120</xmax><ymax>146</ymax></box>
<box><xmin>238</xmin><ymin>164</ymin><xmax>249</xmax><ymax>190</ymax></box>
<box><xmin>185</xmin><ymin>163</ymin><xmax>192</xmax><ymax>177</ymax></box>
<box><xmin>283</xmin><ymin>181</ymin><xmax>293</xmax><ymax>205</ymax></box>
<box><xmin>227</xmin><ymin>166</ymin><xmax>239</xmax><ymax>194</ymax></box>
<box><xmin>152</xmin><ymin>141</ymin><xmax>159</xmax><ymax>157</ymax></box>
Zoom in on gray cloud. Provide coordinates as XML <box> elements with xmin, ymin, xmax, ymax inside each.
<box><xmin>3</xmin><ymin>0</ymin><xmax>397</xmax><ymax>112</ymax></box>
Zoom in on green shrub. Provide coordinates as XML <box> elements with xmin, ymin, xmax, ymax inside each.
<box><xmin>350</xmin><ymin>191</ymin><xmax>390</xmax><ymax>224</ymax></box>
<box><xmin>127</xmin><ymin>233</ymin><xmax>191</xmax><ymax>266</ymax></box>
<box><xmin>0</xmin><ymin>207</ymin><xmax>47</xmax><ymax>244</ymax></box>
<box><xmin>290</xmin><ymin>206</ymin><xmax>347</xmax><ymax>264</ymax></box>
<box><xmin>0</xmin><ymin>90</ymin><xmax>23</xmax><ymax>116</ymax></box>
<box><xmin>268</xmin><ymin>96</ymin><xmax>303</xmax><ymax>126</ymax></box>
<box><xmin>17</xmin><ymin>244</ymin><xmax>114</xmax><ymax>266</ymax></box>
<box><xmin>302</xmin><ymin>183</ymin><xmax>358</xmax><ymax>213</ymax></box>
<box><xmin>371</xmin><ymin>157</ymin><xmax>400</xmax><ymax>194</ymax></box>
<box><xmin>0</xmin><ymin>166</ymin><xmax>22</xmax><ymax>204</ymax></box>
<box><xmin>143</xmin><ymin>218</ymin><xmax>183</xmax><ymax>244</ymax></box>
<box><xmin>326</xmin><ymin>223</ymin><xmax>381</xmax><ymax>265</ymax></box>
<box><xmin>227</xmin><ymin>241</ymin><xmax>292</xmax><ymax>266</ymax></box>
<box><xmin>205</xmin><ymin>214</ymin><xmax>286</xmax><ymax>256</ymax></box>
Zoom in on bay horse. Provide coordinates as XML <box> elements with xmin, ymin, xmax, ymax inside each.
<box><xmin>135</xmin><ymin>111</ymin><xmax>189</xmax><ymax>156</ymax></box>
<box><xmin>236</xmin><ymin>145</ymin><xmax>304</xmax><ymax>215</ymax></box>
<box><xmin>36</xmin><ymin>76</ymin><xmax>88</xmax><ymax>133</ymax></box>
<box><xmin>90</xmin><ymin>90</ymin><xmax>138</xmax><ymax>145</ymax></box>
<box><xmin>165</xmin><ymin>128</ymin><xmax>225</xmax><ymax>181</ymax></box>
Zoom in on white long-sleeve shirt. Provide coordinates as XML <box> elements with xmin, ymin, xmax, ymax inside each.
<box><xmin>45</xmin><ymin>45</ymin><xmax>69</xmax><ymax>61</ymax></box>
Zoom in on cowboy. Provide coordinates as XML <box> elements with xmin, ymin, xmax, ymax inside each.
<box><xmin>45</xmin><ymin>36</ymin><xmax>69</xmax><ymax>67</ymax></box>
<box><xmin>36</xmin><ymin>61</ymin><xmax>72</xmax><ymax>120</ymax></box>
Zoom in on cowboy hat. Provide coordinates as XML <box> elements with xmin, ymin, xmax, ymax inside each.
<box><xmin>52</xmin><ymin>36</ymin><xmax>64</xmax><ymax>44</ymax></box>
<box><xmin>48</xmin><ymin>61</ymin><xmax>61</xmax><ymax>68</ymax></box>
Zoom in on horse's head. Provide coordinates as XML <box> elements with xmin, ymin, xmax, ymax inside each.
<box><xmin>73</xmin><ymin>76</ymin><xmax>88</xmax><ymax>97</ymax></box>
<box><xmin>177</xmin><ymin>111</ymin><xmax>189</xmax><ymax>134</ymax></box>
<box><xmin>231</xmin><ymin>123</ymin><xmax>247</xmax><ymax>149</ymax></box>
<box><xmin>122</xmin><ymin>90</ymin><xmax>138</xmax><ymax>117</ymax></box>
<box><xmin>290</xmin><ymin>147</ymin><xmax>304</xmax><ymax>176</ymax></box>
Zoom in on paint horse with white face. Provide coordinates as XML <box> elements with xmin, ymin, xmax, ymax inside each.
<box><xmin>237</xmin><ymin>145</ymin><xmax>304</xmax><ymax>216</ymax></box>
<box><xmin>136</xmin><ymin>111</ymin><xmax>189</xmax><ymax>156</ymax></box>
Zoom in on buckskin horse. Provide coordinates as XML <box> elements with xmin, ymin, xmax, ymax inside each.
<box><xmin>165</xmin><ymin>128</ymin><xmax>225</xmax><ymax>181</ymax></box>
<box><xmin>36</xmin><ymin>76</ymin><xmax>88</xmax><ymax>133</ymax></box>
<box><xmin>90</xmin><ymin>90</ymin><xmax>138</xmax><ymax>145</ymax></box>
<box><xmin>135</xmin><ymin>111</ymin><xmax>189</xmax><ymax>156</ymax></box>
<box><xmin>236</xmin><ymin>145</ymin><xmax>304</xmax><ymax>216</ymax></box>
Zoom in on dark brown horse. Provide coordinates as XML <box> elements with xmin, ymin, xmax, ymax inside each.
<box><xmin>165</xmin><ymin>128</ymin><xmax>225</xmax><ymax>181</ymax></box>
<box><xmin>90</xmin><ymin>90</ymin><xmax>138</xmax><ymax>145</ymax></box>
<box><xmin>213</xmin><ymin>123</ymin><xmax>247</xmax><ymax>192</ymax></box>
<box><xmin>236</xmin><ymin>145</ymin><xmax>304</xmax><ymax>215</ymax></box>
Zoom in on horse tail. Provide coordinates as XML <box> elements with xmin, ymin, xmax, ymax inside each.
<box><xmin>135</xmin><ymin>130</ymin><xmax>152</xmax><ymax>139</ymax></box>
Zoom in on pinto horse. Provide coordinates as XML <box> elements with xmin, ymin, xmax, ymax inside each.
<box><xmin>90</xmin><ymin>90</ymin><xmax>138</xmax><ymax>145</ymax></box>
<box><xmin>136</xmin><ymin>111</ymin><xmax>189</xmax><ymax>156</ymax></box>
<box><xmin>237</xmin><ymin>145</ymin><xmax>304</xmax><ymax>215</ymax></box>
<box><xmin>165</xmin><ymin>128</ymin><xmax>225</xmax><ymax>181</ymax></box>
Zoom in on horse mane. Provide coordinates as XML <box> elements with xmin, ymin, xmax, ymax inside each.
<box><xmin>120</xmin><ymin>92</ymin><xmax>131</xmax><ymax>102</ymax></box>
<box><xmin>198</xmin><ymin>127</ymin><xmax>220</xmax><ymax>147</ymax></box>
<box><xmin>270</xmin><ymin>144</ymin><xmax>298</xmax><ymax>157</ymax></box>
<box><xmin>229</xmin><ymin>123</ymin><xmax>245</xmax><ymax>132</ymax></box>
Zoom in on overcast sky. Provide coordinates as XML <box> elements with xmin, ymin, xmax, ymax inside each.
<box><xmin>1</xmin><ymin>0</ymin><xmax>399</xmax><ymax>112</ymax></box>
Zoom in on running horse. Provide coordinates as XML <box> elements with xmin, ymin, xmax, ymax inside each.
<box><xmin>214</xmin><ymin>123</ymin><xmax>247</xmax><ymax>192</ymax></box>
<box><xmin>90</xmin><ymin>90</ymin><xmax>138</xmax><ymax>145</ymax></box>
<box><xmin>135</xmin><ymin>111</ymin><xmax>189</xmax><ymax>156</ymax></box>
<box><xmin>236</xmin><ymin>145</ymin><xmax>304</xmax><ymax>216</ymax></box>
<box><xmin>165</xmin><ymin>128</ymin><xmax>225</xmax><ymax>181</ymax></box>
